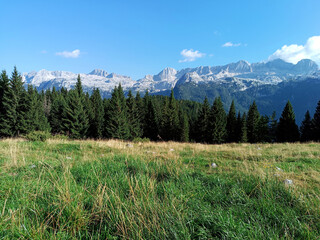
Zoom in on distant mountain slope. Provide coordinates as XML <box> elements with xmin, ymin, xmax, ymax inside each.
<box><xmin>22</xmin><ymin>59</ymin><xmax>320</xmax><ymax>122</ymax></box>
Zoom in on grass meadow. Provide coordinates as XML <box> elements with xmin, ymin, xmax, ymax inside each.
<box><xmin>0</xmin><ymin>139</ymin><xmax>320</xmax><ymax>239</ymax></box>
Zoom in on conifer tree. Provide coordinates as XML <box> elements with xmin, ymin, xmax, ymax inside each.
<box><xmin>104</xmin><ymin>85</ymin><xmax>130</xmax><ymax>139</ymax></box>
<box><xmin>49</xmin><ymin>91</ymin><xmax>66</xmax><ymax>134</ymax></box>
<box><xmin>25</xmin><ymin>85</ymin><xmax>50</xmax><ymax>132</ymax></box>
<box><xmin>259</xmin><ymin>115</ymin><xmax>270</xmax><ymax>142</ymax></box>
<box><xmin>62</xmin><ymin>89</ymin><xmax>89</xmax><ymax>138</ymax></box>
<box><xmin>163</xmin><ymin>89</ymin><xmax>179</xmax><ymax>140</ymax></box>
<box><xmin>276</xmin><ymin>101</ymin><xmax>300</xmax><ymax>142</ymax></box>
<box><xmin>89</xmin><ymin>88</ymin><xmax>104</xmax><ymax>139</ymax></box>
<box><xmin>300</xmin><ymin>110</ymin><xmax>312</xmax><ymax>142</ymax></box>
<box><xmin>247</xmin><ymin>101</ymin><xmax>260</xmax><ymax>143</ymax></box>
<box><xmin>311</xmin><ymin>100</ymin><xmax>320</xmax><ymax>141</ymax></box>
<box><xmin>226</xmin><ymin>100</ymin><xmax>237</xmax><ymax>142</ymax></box>
<box><xmin>240</xmin><ymin>113</ymin><xmax>248</xmax><ymax>143</ymax></box>
<box><xmin>180</xmin><ymin>113</ymin><xmax>189</xmax><ymax>142</ymax></box>
<box><xmin>143</xmin><ymin>91</ymin><xmax>159</xmax><ymax>140</ymax></box>
<box><xmin>4</xmin><ymin>67</ymin><xmax>28</xmax><ymax>136</ymax></box>
<box><xmin>209</xmin><ymin>97</ymin><xmax>227</xmax><ymax>144</ymax></box>
<box><xmin>234</xmin><ymin>111</ymin><xmax>242</xmax><ymax>142</ymax></box>
<box><xmin>195</xmin><ymin>97</ymin><xmax>211</xmax><ymax>142</ymax></box>
<box><xmin>134</xmin><ymin>91</ymin><xmax>144</xmax><ymax>136</ymax></box>
<box><xmin>126</xmin><ymin>90</ymin><xmax>142</xmax><ymax>139</ymax></box>
<box><xmin>0</xmin><ymin>70</ymin><xmax>13</xmax><ymax>137</ymax></box>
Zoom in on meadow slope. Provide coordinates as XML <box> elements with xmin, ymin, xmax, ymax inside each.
<box><xmin>0</xmin><ymin>139</ymin><xmax>319</xmax><ymax>239</ymax></box>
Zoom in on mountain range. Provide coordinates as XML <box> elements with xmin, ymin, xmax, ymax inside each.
<box><xmin>22</xmin><ymin>58</ymin><xmax>320</xmax><ymax>123</ymax></box>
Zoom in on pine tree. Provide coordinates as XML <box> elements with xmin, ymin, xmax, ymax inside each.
<box><xmin>180</xmin><ymin>113</ymin><xmax>189</xmax><ymax>142</ymax></box>
<box><xmin>234</xmin><ymin>111</ymin><xmax>242</xmax><ymax>142</ymax></box>
<box><xmin>311</xmin><ymin>100</ymin><xmax>320</xmax><ymax>141</ymax></box>
<box><xmin>276</xmin><ymin>101</ymin><xmax>300</xmax><ymax>142</ymax></box>
<box><xmin>0</xmin><ymin>70</ymin><xmax>13</xmax><ymax>137</ymax></box>
<box><xmin>209</xmin><ymin>97</ymin><xmax>227</xmax><ymax>144</ymax></box>
<box><xmin>126</xmin><ymin>90</ymin><xmax>142</xmax><ymax>139</ymax></box>
<box><xmin>25</xmin><ymin>85</ymin><xmax>51</xmax><ymax>132</ymax></box>
<box><xmin>240</xmin><ymin>113</ymin><xmax>248</xmax><ymax>143</ymax></box>
<box><xmin>247</xmin><ymin>101</ymin><xmax>260</xmax><ymax>143</ymax></box>
<box><xmin>143</xmin><ymin>91</ymin><xmax>159</xmax><ymax>140</ymax></box>
<box><xmin>4</xmin><ymin>67</ymin><xmax>28</xmax><ymax>136</ymax></box>
<box><xmin>104</xmin><ymin>85</ymin><xmax>130</xmax><ymax>139</ymax></box>
<box><xmin>49</xmin><ymin>91</ymin><xmax>66</xmax><ymax>134</ymax></box>
<box><xmin>163</xmin><ymin>89</ymin><xmax>179</xmax><ymax>140</ymax></box>
<box><xmin>300</xmin><ymin>110</ymin><xmax>312</xmax><ymax>142</ymax></box>
<box><xmin>195</xmin><ymin>97</ymin><xmax>211</xmax><ymax>143</ymax></box>
<box><xmin>226</xmin><ymin>100</ymin><xmax>237</xmax><ymax>142</ymax></box>
<box><xmin>89</xmin><ymin>88</ymin><xmax>104</xmax><ymax>139</ymax></box>
<box><xmin>62</xmin><ymin>89</ymin><xmax>89</xmax><ymax>138</ymax></box>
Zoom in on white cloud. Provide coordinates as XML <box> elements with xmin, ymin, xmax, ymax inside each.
<box><xmin>56</xmin><ymin>49</ymin><xmax>81</xmax><ymax>58</ymax></box>
<box><xmin>222</xmin><ymin>42</ymin><xmax>241</xmax><ymax>47</ymax></box>
<box><xmin>268</xmin><ymin>36</ymin><xmax>320</xmax><ymax>64</ymax></box>
<box><xmin>179</xmin><ymin>49</ymin><xmax>205</xmax><ymax>63</ymax></box>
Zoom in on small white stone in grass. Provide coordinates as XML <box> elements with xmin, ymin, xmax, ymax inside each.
<box><xmin>66</xmin><ymin>157</ymin><xmax>72</xmax><ymax>160</ymax></box>
<box><xmin>126</xmin><ymin>143</ymin><xmax>133</xmax><ymax>148</ymax></box>
<box><xmin>257</xmin><ymin>147</ymin><xmax>262</xmax><ymax>150</ymax></box>
<box><xmin>211</xmin><ymin>163</ymin><xmax>217</xmax><ymax>168</ymax></box>
<box><xmin>30</xmin><ymin>164</ymin><xmax>36</xmax><ymax>169</ymax></box>
<box><xmin>169</xmin><ymin>149</ymin><xmax>174</xmax><ymax>152</ymax></box>
<box><xmin>284</xmin><ymin>179</ymin><xmax>293</xmax><ymax>185</ymax></box>
<box><xmin>276</xmin><ymin>167</ymin><xmax>283</xmax><ymax>171</ymax></box>
<box><xmin>274</xmin><ymin>173</ymin><xmax>280</xmax><ymax>177</ymax></box>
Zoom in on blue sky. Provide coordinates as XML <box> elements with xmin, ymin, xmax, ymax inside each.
<box><xmin>1</xmin><ymin>0</ymin><xmax>320</xmax><ymax>79</ymax></box>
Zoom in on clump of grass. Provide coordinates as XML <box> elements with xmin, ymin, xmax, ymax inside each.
<box><xmin>0</xmin><ymin>139</ymin><xmax>319</xmax><ymax>239</ymax></box>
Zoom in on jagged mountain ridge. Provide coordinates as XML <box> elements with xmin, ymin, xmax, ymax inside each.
<box><xmin>22</xmin><ymin>58</ymin><xmax>319</xmax><ymax>97</ymax></box>
<box><xmin>22</xmin><ymin>59</ymin><xmax>320</xmax><ymax>122</ymax></box>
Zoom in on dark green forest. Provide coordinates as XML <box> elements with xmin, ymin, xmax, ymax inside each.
<box><xmin>1</xmin><ymin>67</ymin><xmax>320</xmax><ymax>143</ymax></box>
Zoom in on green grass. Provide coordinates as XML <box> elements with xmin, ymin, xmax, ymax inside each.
<box><xmin>0</xmin><ymin>139</ymin><xmax>319</xmax><ymax>239</ymax></box>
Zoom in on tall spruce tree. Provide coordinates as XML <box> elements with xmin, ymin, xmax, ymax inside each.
<box><xmin>300</xmin><ymin>110</ymin><xmax>313</xmax><ymax>142</ymax></box>
<box><xmin>276</xmin><ymin>101</ymin><xmax>300</xmax><ymax>142</ymax></box>
<box><xmin>25</xmin><ymin>85</ymin><xmax>50</xmax><ymax>132</ymax></box>
<box><xmin>311</xmin><ymin>100</ymin><xmax>320</xmax><ymax>141</ymax></box>
<box><xmin>247</xmin><ymin>101</ymin><xmax>260</xmax><ymax>143</ymax></box>
<box><xmin>49</xmin><ymin>91</ymin><xmax>66</xmax><ymax>134</ymax></box>
<box><xmin>195</xmin><ymin>97</ymin><xmax>211</xmax><ymax>143</ymax></box>
<box><xmin>209</xmin><ymin>97</ymin><xmax>227</xmax><ymax>144</ymax></box>
<box><xmin>165</xmin><ymin>90</ymin><xmax>179</xmax><ymax>140</ymax></box>
<box><xmin>89</xmin><ymin>88</ymin><xmax>104</xmax><ymax>139</ymax></box>
<box><xmin>0</xmin><ymin>70</ymin><xmax>13</xmax><ymax>137</ymax></box>
<box><xmin>180</xmin><ymin>112</ymin><xmax>189</xmax><ymax>142</ymax></box>
<box><xmin>226</xmin><ymin>100</ymin><xmax>237</xmax><ymax>142</ymax></box>
<box><xmin>143</xmin><ymin>91</ymin><xmax>159</xmax><ymax>140</ymax></box>
<box><xmin>126</xmin><ymin>90</ymin><xmax>142</xmax><ymax>139</ymax></box>
<box><xmin>5</xmin><ymin>67</ymin><xmax>28</xmax><ymax>136</ymax></box>
<box><xmin>104</xmin><ymin>85</ymin><xmax>130</xmax><ymax>139</ymax></box>
<box><xmin>62</xmin><ymin>89</ymin><xmax>89</xmax><ymax>138</ymax></box>
<box><xmin>240</xmin><ymin>113</ymin><xmax>248</xmax><ymax>143</ymax></box>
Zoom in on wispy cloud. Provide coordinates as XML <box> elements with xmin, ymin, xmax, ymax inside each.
<box><xmin>56</xmin><ymin>49</ymin><xmax>81</xmax><ymax>58</ymax></box>
<box><xmin>268</xmin><ymin>36</ymin><xmax>320</xmax><ymax>64</ymax></box>
<box><xmin>41</xmin><ymin>50</ymin><xmax>47</xmax><ymax>54</ymax></box>
<box><xmin>179</xmin><ymin>49</ymin><xmax>205</xmax><ymax>63</ymax></box>
<box><xmin>222</xmin><ymin>42</ymin><xmax>241</xmax><ymax>47</ymax></box>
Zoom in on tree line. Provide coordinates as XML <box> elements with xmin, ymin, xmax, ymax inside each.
<box><xmin>0</xmin><ymin>67</ymin><xmax>320</xmax><ymax>143</ymax></box>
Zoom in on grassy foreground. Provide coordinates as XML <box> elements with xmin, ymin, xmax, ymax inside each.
<box><xmin>0</xmin><ymin>139</ymin><xmax>319</xmax><ymax>239</ymax></box>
